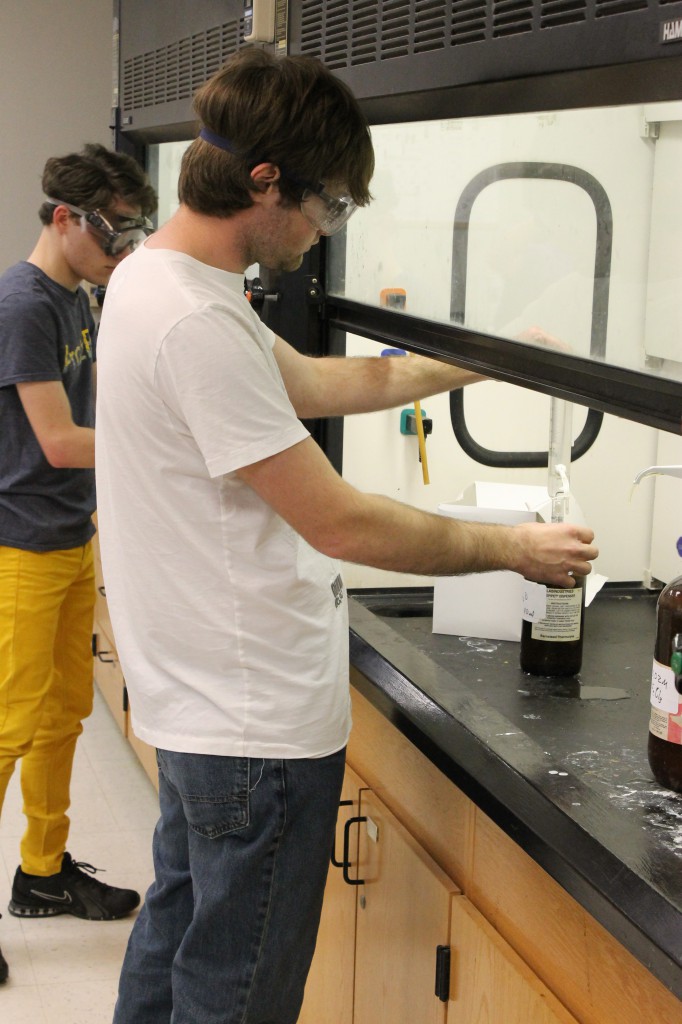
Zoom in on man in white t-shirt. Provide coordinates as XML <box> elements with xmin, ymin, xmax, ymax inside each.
<box><xmin>95</xmin><ymin>47</ymin><xmax>598</xmax><ymax>1024</ymax></box>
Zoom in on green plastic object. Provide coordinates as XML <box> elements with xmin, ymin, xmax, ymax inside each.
<box><xmin>400</xmin><ymin>408</ymin><xmax>426</xmax><ymax>435</ymax></box>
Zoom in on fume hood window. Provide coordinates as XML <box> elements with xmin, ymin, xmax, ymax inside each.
<box><xmin>148</xmin><ymin>140</ymin><xmax>192</xmax><ymax>226</ymax></box>
<box><xmin>327</xmin><ymin>101</ymin><xmax>682</xmax><ymax>383</ymax></box>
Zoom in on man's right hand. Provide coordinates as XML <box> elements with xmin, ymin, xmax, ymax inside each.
<box><xmin>510</xmin><ymin>521</ymin><xmax>598</xmax><ymax>587</ymax></box>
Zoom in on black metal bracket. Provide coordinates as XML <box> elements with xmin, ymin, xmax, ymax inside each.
<box><xmin>305</xmin><ymin>274</ymin><xmax>325</xmax><ymax>307</ymax></box>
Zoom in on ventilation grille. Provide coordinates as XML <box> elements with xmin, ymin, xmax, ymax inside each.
<box><xmin>452</xmin><ymin>1</ymin><xmax>488</xmax><ymax>45</ymax></box>
<box><xmin>595</xmin><ymin>0</ymin><xmax>648</xmax><ymax>15</ymax></box>
<box><xmin>540</xmin><ymin>0</ymin><xmax>588</xmax><ymax>29</ymax></box>
<box><xmin>300</xmin><ymin>0</ymin><xmax>455</xmax><ymax>66</ymax></box>
<box><xmin>298</xmin><ymin>0</ymin><xmax>668</xmax><ymax>64</ymax></box>
<box><xmin>120</xmin><ymin>1</ymin><xmax>678</xmax><ymax>118</ymax></box>
<box><xmin>122</xmin><ymin>19</ymin><xmax>243</xmax><ymax>112</ymax></box>
<box><xmin>492</xmin><ymin>0</ymin><xmax>533</xmax><ymax>38</ymax></box>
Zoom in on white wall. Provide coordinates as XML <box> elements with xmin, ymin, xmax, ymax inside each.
<box><xmin>0</xmin><ymin>1</ymin><xmax>113</xmax><ymax>273</ymax></box>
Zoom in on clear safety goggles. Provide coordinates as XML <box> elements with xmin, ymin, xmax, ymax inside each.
<box><xmin>46</xmin><ymin>198</ymin><xmax>153</xmax><ymax>256</ymax></box>
<box><xmin>299</xmin><ymin>184</ymin><xmax>357</xmax><ymax>236</ymax></box>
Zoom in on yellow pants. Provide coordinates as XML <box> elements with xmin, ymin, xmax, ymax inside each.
<box><xmin>0</xmin><ymin>542</ymin><xmax>95</xmax><ymax>875</ymax></box>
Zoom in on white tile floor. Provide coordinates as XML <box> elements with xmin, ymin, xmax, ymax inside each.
<box><xmin>0</xmin><ymin>690</ymin><xmax>160</xmax><ymax>1023</ymax></box>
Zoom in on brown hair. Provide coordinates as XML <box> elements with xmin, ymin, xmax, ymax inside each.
<box><xmin>39</xmin><ymin>143</ymin><xmax>158</xmax><ymax>225</ymax></box>
<box><xmin>179</xmin><ymin>46</ymin><xmax>374</xmax><ymax>217</ymax></box>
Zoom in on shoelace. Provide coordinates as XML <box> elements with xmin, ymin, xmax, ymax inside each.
<box><xmin>70</xmin><ymin>858</ymin><xmax>106</xmax><ymax>878</ymax></box>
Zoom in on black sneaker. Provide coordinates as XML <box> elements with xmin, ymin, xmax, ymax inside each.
<box><xmin>8</xmin><ymin>852</ymin><xmax>140</xmax><ymax>921</ymax></box>
<box><xmin>0</xmin><ymin>913</ymin><xmax>8</xmax><ymax>984</ymax></box>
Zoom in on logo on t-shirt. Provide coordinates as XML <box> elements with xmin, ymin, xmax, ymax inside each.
<box><xmin>63</xmin><ymin>328</ymin><xmax>92</xmax><ymax>371</ymax></box>
<box><xmin>331</xmin><ymin>573</ymin><xmax>344</xmax><ymax>609</ymax></box>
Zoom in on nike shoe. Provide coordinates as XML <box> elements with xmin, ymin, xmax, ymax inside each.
<box><xmin>8</xmin><ymin>852</ymin><xmax>140</xmax><ymax>921</ymax></box>
<box><xmin>0</xmin><ymin>914</ymin><xmax>8</xmax><ymax>983</ymax></box>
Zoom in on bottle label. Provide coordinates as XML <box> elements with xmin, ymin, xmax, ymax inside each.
<box><xmin>649</xmin><ymin>658</ymin><xmax>682</xmax><ymax>745</ymax></box>
<box><xmin>528</xmin><ymin>586</ymin><xmax>582</xmax><ymax>642</ymax></box>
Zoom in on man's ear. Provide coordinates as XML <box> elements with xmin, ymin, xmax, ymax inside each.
<box><xmin>250</xmin><ymin>162</ymin><xmax>281</xmax><ymax>196</ymax></box>
<box><xmin>51</xmin><ymin>204</ymin><xmax>74</xmax><ymax>232</ymax></box>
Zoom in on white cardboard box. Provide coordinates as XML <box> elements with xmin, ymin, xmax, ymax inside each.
<box><xmin>432</xmin><ymin>482</ymin><xmax>549</xmax><ymax>642</ymax></box>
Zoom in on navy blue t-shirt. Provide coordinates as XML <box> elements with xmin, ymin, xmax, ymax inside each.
<box><xmin>0</xmin><ymin>262</ymin><xmax>96</xmax><ymax>551</ymax></box>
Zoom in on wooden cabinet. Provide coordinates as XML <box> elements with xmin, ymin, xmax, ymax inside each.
<box><xmin>92</xmin><ymin>629</ymin><xmax>127</xmax><ymax>736</ymax></box>
<box><xmin>91</xmin><ymin>522</ymin><xmax>158</xmax><ymax>789</ymax></box>
<box><xmin>93</xmin><ymin>540</ymin><xmax>115</xmax><ymax>653</ymax></box>
<box><xmin>300</xmin><ymin>771</ymin><xmax>458</xmax><ymax>1024</ymax></box>
<box><xmin>345</xmin><ymin>684</ymin><xmax>681</xmax><ymax>1024</ymax></box>
<box><xmin>448</xmin><ymin>897</ymin><xmax>579</xmax><ymax>1024</ymax></box>
<box><xmin>301</xmin><ymin>770</ymin><xmax>581</xmax><ymax>1024</ymax></box>
<box><xmin>92</xmin><ymin>531</ymin><xmax>127</xmax><ymax>735</ymax></box>
<box><xmin>298</xmin><ymin>768</ymin><xmax>364</xmax><ymax>1024</ymax></box>
<box><xmin>354</xmin><ymin>789</ymin><xmax>458</xmax><ymax>1024</ymax></box>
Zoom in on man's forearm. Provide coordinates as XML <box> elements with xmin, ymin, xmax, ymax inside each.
<box><xmin>310</xmin><ymin>491</ymin><xmax>595</xmax><ymax>586</ymax></box>
<box><xmin>330</xmin><ymin>494</ymin><xmax>515</xmax><ymax>576</ymax></box>
<box><xmin>42</xmin><ymin>424</ymin><xmax>95</xmax><ymax>469</ymax></box>
<box><xmin>284</xmin><ymin>348</ymin><xmax>483</xmax><ymax>419</ymax></box>
<box><xmin>239</xmin><ymin>436</ymin><xmax>598</xmax><ymax>586</ymax></box>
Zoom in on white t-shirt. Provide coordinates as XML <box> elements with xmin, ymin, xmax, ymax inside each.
<box><xmin>95</xmin><ymin>245</ymin><xmax>350</xmax><ymax>757</ymax></box>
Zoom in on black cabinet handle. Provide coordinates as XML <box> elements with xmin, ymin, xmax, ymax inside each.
<box><xmin>97</xmin><ymin>651</ymin><xmax>115</xmax><ymax>664</ymax></box>
<box><xmin>331</xmin><ymin>800</ymin><xmax>354</xmax><ymax>867</ymax></box>
<box><xmin>97</xmin><ymin>585</ymin><xmax>106</xmax><ymax>596</ymax></box>
<box><xmin>342</xmin><ymin>815</ymin><xmax>367</xmax><ymax>886</ymax></box>
<box><xmin>435</xmin><ymin>945</ymin><xmax>451</xmax><ymax>1002</ymax></box>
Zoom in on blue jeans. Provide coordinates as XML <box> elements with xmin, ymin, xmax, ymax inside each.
<box><xmin>113</xmin><ymin>747</ymin><xmax>346</xmax><ymax>1024</ymax></box>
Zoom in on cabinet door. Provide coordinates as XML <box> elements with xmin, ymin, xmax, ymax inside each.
<box><xmin>353</xmin><ymin>790</ymin><xmax>459</xmax><ymax>1024</ymax></box>
<box><xmin>126</xmin><ymin>723</ymin><xmax>159</xmax><ymax>790</ymax></box>
<box><xmin>298</xmin><ymin>766</ymin><xmax>366</xmax><ymax>1024</ymax></box>
<box><xmin>92</xmin><ymin>631</ymin><xmax>127</xmax><ymax>736</ymax></box>
<box><xmin>92</xmin><ymin>518</ymin><xmax>116</xmax><ymax>648</ymax></box>
<box><xmin>448</xmin><ymin>897</ymin><xmax>579</xmax><ymax>1024</ymax></box>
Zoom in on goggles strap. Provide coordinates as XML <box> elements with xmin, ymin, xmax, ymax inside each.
<box><xmin>199</xmin><ymin>127</ymin><xmax>243</xmax><ymax>155</ymax></box>
<box><xmin>198</xmin><ymin>128</ymin><xmax>319</xmax><ymax>195</ymax></box>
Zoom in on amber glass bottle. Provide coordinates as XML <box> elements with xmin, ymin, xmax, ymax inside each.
<box><xmin>648</xmin><ymin>574</ymin><xmax>682</xmax><ymax>793</ymax></box>
<box><xmin>520</xmin><ymin>575</ymin><xmax>585</xmax><ymax>677</ymax></box>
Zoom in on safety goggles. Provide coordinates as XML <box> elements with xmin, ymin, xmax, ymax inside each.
<box><xmin>46</xmin><ymin>198</ymin><xmax>153</xmax><ymax>256</ymax></box>
<box><xmin>299</xmin><ymin>184</ymin><xmax>357</xmax><ymax>236</ymax></box>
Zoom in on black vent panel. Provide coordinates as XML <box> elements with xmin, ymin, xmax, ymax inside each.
<box><xmin>540</xmin><ymin>0</ymin><xmax>588</xmax><ymax>29</ymax></box>
<box><xmin>451</xmin><ymin>1</ymin><xmax>488</xmax><ymax>45</ymax></box>
<box><xmin>492</xmin><ymin>0</ymin><xmax>534</xmax><ymax>37</ymax></box>
<box><xmin>122</xmin><ymin>19</ymin><xmax>243</xmax><ymax>112</ymax></box>
<box><xmin>414</xmin><ymin>1</ymin><xmax>449</xmax><ymax>54</ymax></box>
<box><xmin>119</xmin><ymin>0</ymin><xmax>682</xmax><ymax>132</ymax></box>
<box><xmin>300</xmin><ymin>0</ymin><xmax>452</xmax><ymax>64</ymax></box>
<box><xmin>296</xmin><ymin>0</ymin><xmax>679</xmax><ymax>65</ymax></box>
<box><xmin>595</xmin><ymin>0</ymin><xmax>648</xmax><ymax>15</ymax></box>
